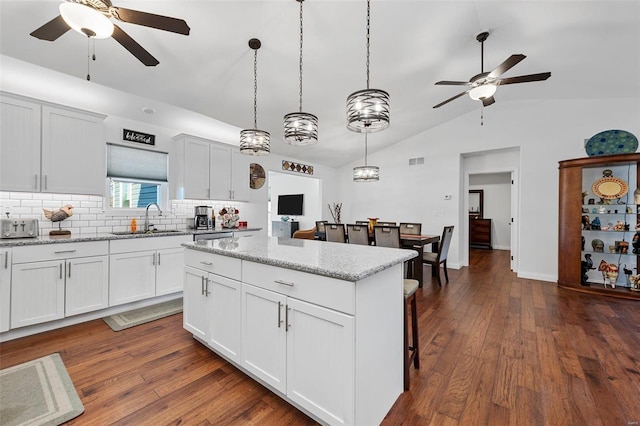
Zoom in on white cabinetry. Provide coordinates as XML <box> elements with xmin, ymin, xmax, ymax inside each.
<box><xmin>0</xmin><ymin>92</ymin><xmax>106</xmax><ymax>195</ymax></box>
<box><xmin>241</xmin><ymin>263</ymin><xmax>355</xmax><ymax>425</ymax></box>
<box><xmin>0</xmin><ymin>249</ymin><xmax>12</xmax><ymax>333</ymax></box>
<box><xmin>109</xmin><ymin>236</ymin><xmax>190</xmax><ymax>306</ymax></box>
<box><xmin>173</xmin><ymin>133</ymin><xmax>248</xmax><ymax>201</ymax></box>
<box><xmin>184</xmin><ymin>250</ymin><xmax>242</xmax><ymax>362</ymax></box>
<box><xmin>10</xmin><ymin>241</ymin><xmax>108</xmax><ymax>328</ymax></box>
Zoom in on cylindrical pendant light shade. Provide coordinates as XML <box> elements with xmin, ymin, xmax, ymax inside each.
<box><xmin>353</xmin><ymin>165</ymin><xmax>380</xmax><ymax>182</ymax></box>
<box><xmin>240</xmin><ymin>129</ymin><xmax>271</xmax><ymax>155</ymax></box>
<box><xmin>346</xmin><ymin>88</ymin><xmax>390</xmax><ymax>133</ymax></box>
<box><xmin>284</xmin><ymin>112</ymin><xmax>318</xmax><ymax>145</ymax></box>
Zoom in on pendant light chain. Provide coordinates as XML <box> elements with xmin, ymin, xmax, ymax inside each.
<box><xmin>365</xmin><ymin>0</ymin><xmax>370</xmax><ymax>90</ymax></box>
<box><xmin>364</xmin><ymin>134</ymin><xmax>368</xmax><ymax>166</ymax></box>
<box><xmin>298</xmin><ymin>0</ymin><xmax>304</xmax><ymax>112</ymax></box>
<box><xmin>253</xmin><ymin>48</ymin><xmax>258</xmax><ymax>129</ymax></box>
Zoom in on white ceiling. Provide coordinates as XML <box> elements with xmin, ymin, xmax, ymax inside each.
<box><xmin>1</xmin><ymin>1</ymin><xmax>639</xmax><ymax>168</ymax></box>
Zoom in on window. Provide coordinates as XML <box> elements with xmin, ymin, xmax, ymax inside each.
<box><xmin>107</xmin><ymin>144</ymin><xmax>168</xmax><ymax>211</ymax></box>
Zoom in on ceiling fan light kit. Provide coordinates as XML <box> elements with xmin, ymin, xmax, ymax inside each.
<box><xmin>433</xmin><ymin>31</ymin><xmax>551</xmax><ymax>109</ymax></box>
<box><xmin>240</xmin><ymin>38</ymin><xmax>271</xmax><ymax>156</ymax></box>
<box><xmin>284</xmin><ymin>0</ymin><xmax>319</xmax><ymax>146</ymax></box>
<box><xmin>59</xmin><ymin>2</ymin><xmax>113</xmax><ymax>38</ymax></box>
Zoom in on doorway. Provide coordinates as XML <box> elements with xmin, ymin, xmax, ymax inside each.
<box><xmin>267</xmin><ymin>171</ymin><xmax>322</xmax><ymax>236</ymax></box>
<box><xmin>462</xmin><ymin>148</ymin><xmax>519</xmax><ymax>272</ymax></box>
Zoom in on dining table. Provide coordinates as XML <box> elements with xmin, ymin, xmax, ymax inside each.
<box><xmin>400</xmin><ymin>234</ymin><xmax>440</xmax><ymax>288</ymax></box>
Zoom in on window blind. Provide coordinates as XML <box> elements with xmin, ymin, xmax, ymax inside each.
<box><xmin>107</xmin><ymin>143</ymin><xmax>168</xmax><ymax>182</ymax></box>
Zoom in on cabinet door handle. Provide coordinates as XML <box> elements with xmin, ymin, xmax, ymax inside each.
<box><xmin>59</xmin><ymin>263</ymin><xmax>63</xmax><ymax>279</ymax></box>
<box><xmin>54</xmin><ymin>250</ymin><xmax>76</xmax><ymax>254</ymax></box>
<box><xmin>68</xmin><ymin>261</ymin><xmax>71</xmax><ymax>278</ymax></box>
<box><xmin>201</xmin><ymin>276</ymin><xmax>205</xmax><ymax>295</ymax></box>
<box><xmin>157</xmin><ymin>253</ymin><xmax>161</xmax><ymax>265</ymax></box>
<box><xmin>200</xmin><ymin>261</ymin><xmax>213</xmax><ymax>266</ymax></box>
<box><xmin>285</xmin><ymin>304</ymin><xmax>290</xmax><ymax>332</ymax></box>
<box><xmin>152</xmin><ymin>253</ymin><xmax>156</xmax><ymax>266</ymax></box>
<box><xmin>205</xmin><ymin>277</ymin><xmax>210</xmax><ymax>296</ymax></box>
<box><xmin>277</xmin><ymin>301</ymin><xmax>283</xmax><ymax>328</ymax></box>
<box><xmin>4</xmin><ymin>251</ymin><xmax>7</xmax><ymax>269</ymax></box>
<box><xmin>274</xmin><ymin>279</ymin><xmax>295</xmax><ymax>287</ymax></box>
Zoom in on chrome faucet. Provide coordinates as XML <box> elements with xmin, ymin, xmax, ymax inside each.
<box><xmin>144</xmin><ymin>203</ymin><xmax>162</xmax><ymax>232</ymax></box>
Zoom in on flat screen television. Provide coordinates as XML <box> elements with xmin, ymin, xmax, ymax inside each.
<box><xmin>277</xmin><ymin>194</ymin><xmax>304</xmax><ymax>216</ymax></box>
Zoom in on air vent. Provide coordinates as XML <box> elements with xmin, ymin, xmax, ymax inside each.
<box><xmin>408</xmin><ymin>157</ymin><xmax>425</xmax><ymax>166</ymax></box>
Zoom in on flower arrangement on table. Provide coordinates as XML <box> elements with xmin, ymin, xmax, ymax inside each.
<box><xmin>218</xmin><ymin>207</ymin><xmax>240</xmax><ymax>228</ymax></box>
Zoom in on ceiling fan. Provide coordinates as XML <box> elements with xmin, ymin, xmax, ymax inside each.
<box><xmin>30</xmin><ymin>0</ymin><xmax>190</xmax><ymax>66</ymax></box>
<box><xmin>433</xmin><ymin>31</ymin><xmax>551</xmax><ymax>108</ymax></box>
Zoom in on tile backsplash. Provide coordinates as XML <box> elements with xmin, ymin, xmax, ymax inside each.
<box><xmin>0</xmin><ymin>192</ymin><xmax>241</xmax><ymax>236</ymax></box>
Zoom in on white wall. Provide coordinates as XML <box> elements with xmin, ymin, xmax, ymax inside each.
<box><xmin>268</xmin><ymin>171</ymin><xmax>322</xmax><ymax>232</ymax></box>
<box><xmin>337</xmin><ymin>98</ymin><xmax>640</xmax><ymax>282</ymax></box>
<box><xmin>470</xmin><ymin>172</ymin><xmax>512</xmax><ymax>250</ymax></box>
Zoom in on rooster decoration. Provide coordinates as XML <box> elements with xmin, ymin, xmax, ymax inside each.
<box><xmin>43</xmin><ymin>204</ymin><xmax>73</xmax><ymax>235</ymax></box>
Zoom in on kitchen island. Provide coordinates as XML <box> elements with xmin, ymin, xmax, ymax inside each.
<box><xmin>183</xmin><ymin>235</ymin><xmax>416</xmax><ymax>426</ymax></box>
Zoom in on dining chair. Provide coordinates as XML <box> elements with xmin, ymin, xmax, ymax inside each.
<box><xmin>399</xmin><ymin>222</ymin><xmax>422</xmax><ymax>235</ymax></box>
<box><xmin>292</xmin><ymin>227</ymin><xmax>316</xmax><ymax>240</ymax></box>
<box><xmin>422</xmin><ymin>225</ymin><xmax>454</xmax><ymax>286</ymax></box>
<box><xmin>377</xmin><ymin>221</ymin><xmax>397</xmax><ymax>227</ymax></box>
<box><xmin>346</xmin><ymin>224</ymin><xmax>370</xmax><ymax>245</ymax></box>
<box><xmin>315</xmin><ymin>220</ymin><xmax>328</xmax><ymax>240</ymax></box>
<box><xmin>373</xmin><ymin>225</ymin><xmax>420</xmax><ymax>390</ymax></box>
<box><xmin>325</xmin><ymin>223</ymin><xmax>346</xmax><ymax>243</ymax></box>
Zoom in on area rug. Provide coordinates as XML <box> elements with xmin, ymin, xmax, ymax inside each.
<box><xmin>0</xmin><ymin>353</ymin><xmax>84</xmax><ymax>426</ymax></box>
<box><xmin>103</xmin><ymin>298</ymin><xmax>183</xmax><ymax>331</ymax></box>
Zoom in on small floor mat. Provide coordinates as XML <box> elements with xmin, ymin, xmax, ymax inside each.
<box><xmin>103</xmin><ymin>298</ymin><xmax>183</xmax><ymax>331</ymax></box>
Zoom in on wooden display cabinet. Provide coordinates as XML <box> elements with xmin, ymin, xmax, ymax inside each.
<box><xmin>558</xmin><ymin>153</ymin><xmax>640</xmax><ymax>300</ymax></box>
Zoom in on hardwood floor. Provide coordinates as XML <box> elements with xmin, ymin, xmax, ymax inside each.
<box><xmin>1</xmin><ymin>249</ymin><xmax>639</xmax><ymax>425</ymax></box>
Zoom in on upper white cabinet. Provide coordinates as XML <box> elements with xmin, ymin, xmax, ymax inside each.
<box><xmin>173</xmin><ymin>133</ymin><xmax>249</xmax><ymax>201</ymax></box>
<box><xmin>0</xmin><ymin>92</ymin><xmax>106</xmax><ymax>195</ymax></box>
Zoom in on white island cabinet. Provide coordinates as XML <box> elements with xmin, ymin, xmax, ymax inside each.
<box><xmin>183</xmin><ymin>236</ymin><xmax>416</xmax><ymax>426</ymax></box>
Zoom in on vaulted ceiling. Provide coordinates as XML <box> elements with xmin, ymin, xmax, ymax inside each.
<box><xmin>1</xmin><ymin>1</ymin><xmax>639</xmax><ymax>168</ymax></box>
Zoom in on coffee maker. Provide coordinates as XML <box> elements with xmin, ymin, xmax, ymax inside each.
<box><xmin>193</xmin><ymin>205</ymin><xmax>213</xmax><ymax>230</ymax></box>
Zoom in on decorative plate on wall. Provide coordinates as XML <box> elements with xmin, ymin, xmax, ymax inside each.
<box><xmin>585</xmin><ymin>129</ymin><xmax>638</xmax><ymax>157</ymax></box>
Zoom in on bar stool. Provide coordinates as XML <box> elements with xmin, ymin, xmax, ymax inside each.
<box><xmin>403</xmin><ymin>278</ymin><xmax>420</xmax><ymax>390</ymax></box>
<box><xmin>373</xmin><ymin>226</ymin><xmax>420</xmax><ymax>390</ymax></box>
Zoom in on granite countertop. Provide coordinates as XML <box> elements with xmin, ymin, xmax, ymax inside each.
<box><xmin>0</xmin><ymin>227</ymin><xmax>261</xmax><ymax>247</ymax></box>
<box><xmin>183</xmin><ymin>235</ymin><xmax>417</xmax><ymax>282</ymax></box>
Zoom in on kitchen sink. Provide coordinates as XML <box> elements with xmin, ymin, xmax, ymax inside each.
<box><xmin>111</xmin><ymin>230</ymin><xmax>185</xmax><ymax>236</ymax></box>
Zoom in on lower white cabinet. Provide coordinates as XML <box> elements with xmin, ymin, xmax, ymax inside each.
<box><xmin>10</xmin><ymin>241</ymin><xmax>108</xmax><ymax>328</ymax></box>
<box><xmin>0</xmin><ymin>249</ymin><xmax>12</xmax><ymax>332</ymax></box>
<box><xmin>241</xmin><ymin>283</ymin><xmax>355</xmax><ymax>425</ymax></box>
<box><xmin>109</xmin><ymin>236</ymin><xmax>190</xmax><ymax>306</ymax></box>
<box><xmin>183</xmin><ymin>263</ymin><xmax>242</xmax><ymax>362</ymax></box>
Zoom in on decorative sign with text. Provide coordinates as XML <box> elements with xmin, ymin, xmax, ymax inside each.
<box><xmin>123</xmin><ymin>129</ymin><xmax>155</xmax><ymax>145</ymax></box>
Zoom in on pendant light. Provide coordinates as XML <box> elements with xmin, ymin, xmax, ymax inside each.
<box><xmin>353</xmin><ymin>134</ymin><xmax>379</xmax><ymax>182</ymax></box>
<box><xmin>346</xmin><ymin>0</ymin><xmax>390</xmax><ymax>133</ymax></box>
<box><xmin>240</xmin><ymin>38</ymin><xmax>270</xmax><ymax>156</ymax></box>
<box><xmin>283</xmin><ymin>0</ymin><xmax>318</xmax><ymax>146</ymax></box>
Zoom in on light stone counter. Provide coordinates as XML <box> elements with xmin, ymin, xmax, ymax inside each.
<box><xmin>0</xmin><ymin>227</ymin><xmax>261</xmax><ymax>247</ymax></box>
<box><xmin>183</xmin><ymin>234</ymin><xmax>416</xmax><ymax>282</ymax></box>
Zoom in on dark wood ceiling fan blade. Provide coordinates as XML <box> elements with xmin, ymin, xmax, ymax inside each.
<box><xmin>488</xmin><ymin>54</ymin><xmax>526</xmax><ymax>79</ymax></box>
<box><xmin>433</xmin><ymin>91</ymin><xmax>469</xmax><ymax>108</ymax></box>
<box><xmin>435</xmin><ymin>80</ymin><xmax>471</xmax><ymax>86</ymax></box>
<box><xmin>497</xmin><ymin>72</ymin><xmax>551</xmax><ymax>85</ymax></box>
<box><xmin>112</xmin><ymin>25</ymin><xmax>159</xmax><ymax>66</ymax></box>
<box><xmin>30</xmin><ymin>15</ymin><xmax>71</xmax><ymax>41</ymax></box>
<box><xmin>482</xmin><ymin>96</ymin><xmax>495</xmax><ymax>107</ymax></box>
<box><xmin>112</xmin><ymin>7</ymin><xmax>190</xmax><ymax>35</ymax></box>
